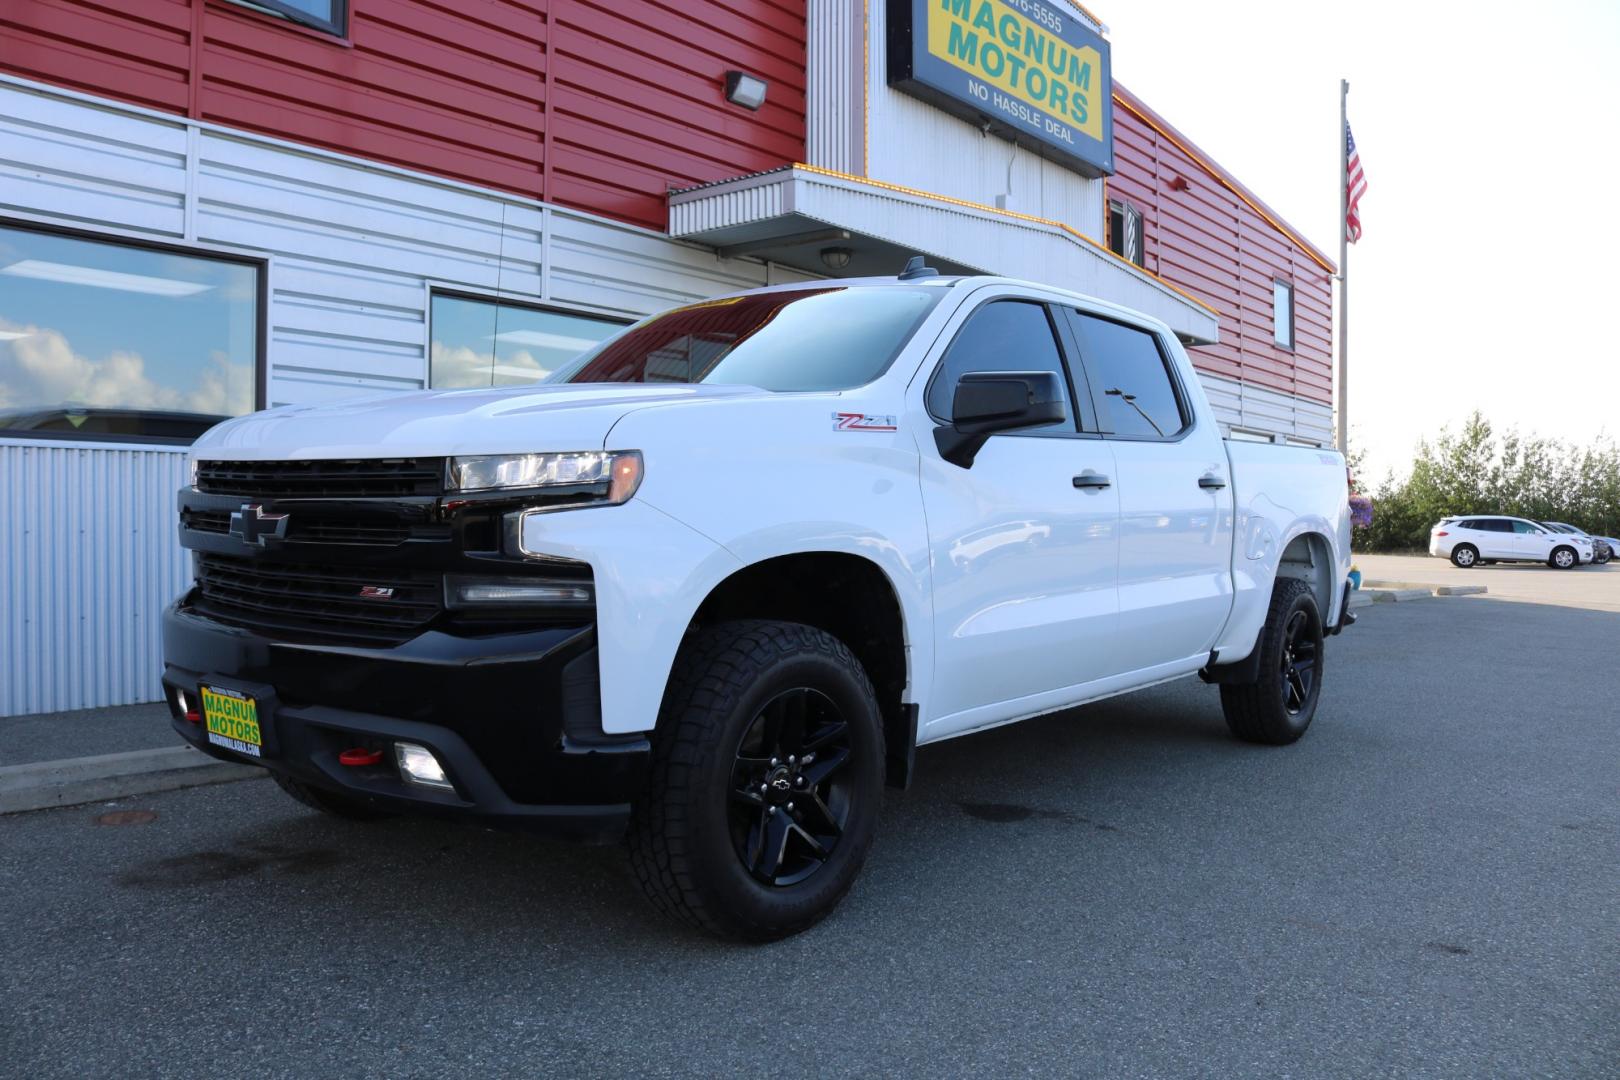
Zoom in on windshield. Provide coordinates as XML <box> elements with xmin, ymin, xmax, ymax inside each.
<box><xmin>549</xmin><ymin>287</ymin><xmax>942</xmax><ymax>392</ymax></box>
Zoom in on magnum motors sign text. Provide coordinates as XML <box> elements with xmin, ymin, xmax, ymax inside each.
<box><xmin>888</xmin><ymin>0</ymin><xmax>1114</xmax><ymax>176</ymax></box>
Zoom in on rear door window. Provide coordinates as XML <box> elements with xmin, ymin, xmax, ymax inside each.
<box><xmin>1065</xmin><ymin>312</ymin><xmax>1187</xmax><ymax>439</ymax></box>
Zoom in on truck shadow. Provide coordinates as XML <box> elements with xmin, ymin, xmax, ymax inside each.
<box><xmin>114</xmin><ymin>595</ymin><xmax>1617</xmax><ymax>949</ymax></box>
<box><xmin>111</xmin><ymin>677</ymin><xmax>1236</xmax><ymax>936</ymax></box>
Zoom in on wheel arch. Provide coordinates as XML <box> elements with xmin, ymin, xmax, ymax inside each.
<box><xmin>1275</xmin><ymin>530</ymin><xmax>1337</xmax><ymax>618</ymax></box>
<box><xmin>686</xmin><ymin>551</ymin><xmax>919</xmax><ymax>789</ymax></box>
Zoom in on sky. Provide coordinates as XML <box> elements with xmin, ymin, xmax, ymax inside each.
<box><xmin>1099</xmin><ymin>0</ymin><xmax>1620</xmax><ymax>483</ymax></box>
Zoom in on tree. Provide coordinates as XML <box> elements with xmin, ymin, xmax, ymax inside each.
<box><xmin>1352</xmin><ymin>411</ymin><xmax>1620</xmax><ymax>551</ymax></box>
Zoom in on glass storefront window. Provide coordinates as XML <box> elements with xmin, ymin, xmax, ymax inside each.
<box><xmin>0</xmin><ymin>225</ymin><xmax>259</xmax><ymax>443</ymax></box>
<box><xmin>429</xmin><ymin>293</ymin><xmax>623</xmax><ymax>390</ymax></box>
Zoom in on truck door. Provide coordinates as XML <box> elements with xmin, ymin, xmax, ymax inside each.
<box><xmin>1060</xmin><ymin>309</ymin><xmax>1236</xmax><ymax>675</ymax></box>
<box><xmin>914</xmin><ymin>296</ymin><xmax>1122</xmax><ymax>739</ymax></box>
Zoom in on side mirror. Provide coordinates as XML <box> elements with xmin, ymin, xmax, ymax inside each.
<box><xmin>934</xmin><ymin>370</ymin><xmax>1067</xmax><ymax>468</ymax></box>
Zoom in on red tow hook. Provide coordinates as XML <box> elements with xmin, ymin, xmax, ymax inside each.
<box><xmin>338</xmin><ymin>747</ymin><xmax>384</xmax><ymax>767</ymax></box>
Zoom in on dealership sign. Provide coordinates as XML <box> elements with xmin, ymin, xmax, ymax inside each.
<box><xmin>888</xmin><ymin>0</ymin><xmax>1114</xmax><ymax>176</ymax></box>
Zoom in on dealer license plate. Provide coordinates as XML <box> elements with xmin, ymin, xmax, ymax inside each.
<box><xmin>200</xmin><ymin>685</ymin><xmax>262</xmax><ymax>758</ymax></box>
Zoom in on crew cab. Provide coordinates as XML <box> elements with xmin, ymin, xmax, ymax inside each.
<box><xmin>162</xmin><ymin>267</ymin><xmax>1354</xmax><ymax>939</ymax></box>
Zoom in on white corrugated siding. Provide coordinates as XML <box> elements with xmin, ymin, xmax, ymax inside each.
<box><xmin>0</xmin><ymin>441</ymin><xmax>188</xmax><ymax>716</ymax></box>
<box><xmin>807</xmin><ymin>0</ymin><xmax>865</xmax><ymax>174</ymax></box>
<box><xmin>1198</xmin><ymin>372</ymin><xmax>1334</xmax><ymax>446</ymax></box>
<box><xmin>805</xmin><ymin>0</ymin><xmax>1108</xmax><ymax>236</ymax></box>
<box><xmin>0</xmin><ymin>76</ymin><xmax>792</xmax><ymax>716</ymax></box>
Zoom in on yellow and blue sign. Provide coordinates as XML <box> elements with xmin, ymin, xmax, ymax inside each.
<box><xmin>889</xmin><ymin>0</ymin><xmax>1114</xmax><ymax>176</ymax></box>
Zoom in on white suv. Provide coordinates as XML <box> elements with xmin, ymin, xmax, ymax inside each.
<box><xmin>1430</xmin><ymin>515</ymin><xmax>1593</xmax><ymax>569</ymax></box>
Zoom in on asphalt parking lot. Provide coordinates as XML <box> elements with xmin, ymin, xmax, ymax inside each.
<box><xmin>3</xmin><ymin>594</ymin><xmax>1616</xmax><ymax>1079</ymax></box>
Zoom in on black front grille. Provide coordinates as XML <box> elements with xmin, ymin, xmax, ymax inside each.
<box><xmin>194</xmin><ymin>553</ymin><xmax>442</xmax><ymax>642</ymax></box>
<box><xmin>196</xmin><ymin>458</ymin><xmax>445</xmax><ymax>499</ymax></box>
<box><xmin>182</xmin><ymin>508</ymin><xmax>414</xmax><ymax>546</ymax></box>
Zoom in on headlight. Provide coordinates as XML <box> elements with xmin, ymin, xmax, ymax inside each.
<box><xmin>446</xmin><ymin>450</ymin><xmax>643</xmax><ymax>504</ymax></box>
<box><xmin>189</xmin><ymin>457</ymin><xmax>200</xmax><ymax>488</ymax></box>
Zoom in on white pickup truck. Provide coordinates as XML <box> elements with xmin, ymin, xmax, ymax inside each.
<box><xmin>163</xmin><ymin>264</ymin><xmax>1353</xmax><ymax>939</ymax></box>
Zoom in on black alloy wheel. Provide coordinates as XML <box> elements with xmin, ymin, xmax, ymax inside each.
<box><xmin>729</xmin><ymin>688</ymin><xmax>852</xmax><ymax>887</ymax></box>
<box><xmin>1219</xmin><ymin>578</ymin><xmax>1325</xmax><ymax>745</ymax></box>
<box><xmin>628</xmin><ymin>619</ymin><xmax>885</xmax><ymax>940</ymax></box>
<box><xmin>1279</xmin><ymin>608</ymin><xmax>1319</xmax><ymax>716</ymax></box>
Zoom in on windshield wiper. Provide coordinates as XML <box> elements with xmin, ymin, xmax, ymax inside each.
<box><xmin>1104</xmin><ymin>388</ymin><xmax>1166</xmax><ymax>437</ymax></box>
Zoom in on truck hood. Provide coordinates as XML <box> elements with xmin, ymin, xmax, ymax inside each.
<box><xmin>192</xmin><ymin>383</ymin><xmax>765</xmax><ymax>460</ymax></box>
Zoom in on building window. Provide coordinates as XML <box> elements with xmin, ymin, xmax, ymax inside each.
<box><xmin>1272</xmin><ymin>279</ymin><xmax>1295</xmax><ymax>349</ymax></box>
<box><xmin>429</xmin><ymin>293</ymin><xmax>624</xmax><ymax>389</ymax></box>
<box><xmin>224</xmin><ymin>0</ymin><xmax>347</xmax><ymax>37</ymax></box>
<box><xmin>1108</xmin><ymin>201</ymin><xmax>1144</xmax><ymax>267</ymax></box>
<box><xmin>0</xmin><ymin>224</ymin><xmax>260</xmax><ymax>443</ymax></box>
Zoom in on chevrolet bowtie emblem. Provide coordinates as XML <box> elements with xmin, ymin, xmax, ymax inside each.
<box><xmin>229</xmin><ymin>503</ymin><xmax>289</xmax><ymax>546</ymax></box>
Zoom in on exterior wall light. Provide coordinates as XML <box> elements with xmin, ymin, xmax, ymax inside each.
<box><xmin>820</xmin><ymin>246</ymin><xmax>853</xmax><ymax>271</ymax></box>
<box><xmin>724</xmin><ymin>71</ymin><xmax>767</xmax><ymax>111</ymax></box>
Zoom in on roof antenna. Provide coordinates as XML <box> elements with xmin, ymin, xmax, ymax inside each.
<box><xmin>898</xmin><ymin>255</ymin><xmax>938</xmax><ymax>280</ymax></box>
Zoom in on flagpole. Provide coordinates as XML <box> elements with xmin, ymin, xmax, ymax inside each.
<box><xmin>1337</xmin><ymin>78</ymin><xmax>1349</xmax><ymax>454</ymax></box>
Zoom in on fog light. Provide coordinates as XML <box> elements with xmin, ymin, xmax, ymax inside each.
<box><xmin>395</xmin><ymin>742</ymin><xmax>454</xmax><ymax>791</ymax></box>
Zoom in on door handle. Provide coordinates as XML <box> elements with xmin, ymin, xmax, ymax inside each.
<box><xmin>1198</xmin><ymin>473</ymin><xmax>1227</xmax><ymax>490</ymax></box>
<box><xmin>1073</xmin><ymin>472</ymin><xmax>1112</xmax><ymax>489</ymax></box>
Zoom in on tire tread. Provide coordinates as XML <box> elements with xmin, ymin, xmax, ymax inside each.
<box><xmin>1219</xmin><ymin>578</ymin><xmax>1320</xmax><ymax>746</ymax></box>
<box><xmin>626</xmin><ymin>619</ymin><xmax>882</xmax><ymax>940</ymax></box>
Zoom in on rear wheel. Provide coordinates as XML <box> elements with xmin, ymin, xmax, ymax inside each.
<box><xmin>1549</xmin><ymin>546</ymin><xmax>1578</xmax><ymax>569</ymax></box>
<box><xmin>1219</xmin><ymin>578</ymin><xmax>1324</xmax><ymax>746</ymax></box>
<box><xmin>1451</xmin><ymin>545</ymin><xmax>1479</xmax><ymax>568</ymax></box>
<box><xmin>628</xmin><ymin>620</ymin><xmax>885</xmax><ymax>941</ymax></box>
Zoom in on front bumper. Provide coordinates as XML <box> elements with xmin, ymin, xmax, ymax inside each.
<box><xmin>161</xmin><ymin>598</ymin><xmax>649</xmax><ymax>839</ymax></box>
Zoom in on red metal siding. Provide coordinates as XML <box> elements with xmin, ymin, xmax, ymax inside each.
<box><xmin>1109</xmin><ymin>86</ymin><xmax>1334</xmax><ymax>406</ymax></box>
<box><xmin>0</xmin><ymin>0</ymin><xmax>806</xmax><ymax>232</ymax></box>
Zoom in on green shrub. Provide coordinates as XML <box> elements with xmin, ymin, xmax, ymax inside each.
<box><xmin>1351</xmin><ymin>412</ymin><xmax>1620</xmax><ymax>552</ymax></box>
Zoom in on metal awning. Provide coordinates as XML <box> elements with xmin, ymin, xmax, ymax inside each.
<box><xmin>668</xmin><ymin>164</ymin><xmax>1220</xmax><ymax>344</ymax></box>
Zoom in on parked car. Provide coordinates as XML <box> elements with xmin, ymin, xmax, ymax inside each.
<box><xmin>1540</xmin><ymin>521</ymin><xmax>1615</xmax><ymax>565</ymax></box>
<box><xmin>1430</xmin><ymin>515</ymin><xmax>1593</xmax><ymax>568</ymax></box>
<box><xmin>161</xmin><ymin>266</ymin><xmax>1355</xmax><ymax>940</ymax></box>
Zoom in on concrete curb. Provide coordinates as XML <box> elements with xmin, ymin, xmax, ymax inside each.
<box><xmin>1362</xmin><ymin>580</ymin><xmax>1490</xmax><ymax>601</ymax></box>
<box><xmin>1369</xmin><ymin>588</ymin><xmax>1432</xmax><ymax>603</ymax></box>
<box><xmin>0</xmin><ymin>746</ymin><xmax>262</xmax><ymax>815</ymax></box>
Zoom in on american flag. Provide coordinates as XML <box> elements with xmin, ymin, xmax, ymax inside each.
<box><xmin>1345</xmin><ymin>122</ymin><xmax>1368</xmax><ymax>243</ymax></box>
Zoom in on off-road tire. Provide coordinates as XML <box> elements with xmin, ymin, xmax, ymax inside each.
<box><xmin>627</xmin><ymin>619</ymin><xmax>885</xmax><ymax>941</ymax></box>
<box><xmin>1219</xmin><ymin>578</ymin><xmax>1324</xmax><ymax>746</ymax></box>
<box><xmin>1451</xmin><ymin>545</ymin><xmax>1479</xmax><ymax>568</ymax></box>
<box><xmin>1549</xmin><ymin>546</ymin><xmax>1578</xmax><ymax>570</ymax></box>
<box><xmin>272</xmin><ymin>772</ymin><xmax>394</xmax><ymax>820</ymax></box>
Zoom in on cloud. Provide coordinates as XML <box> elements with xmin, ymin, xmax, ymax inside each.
<box><xmin>0</xmin><ymin>318</ymin><xmax>252</xmax><ymax>416</ymax></box>
<box><xmin>430</xmin><ymin>341</ymin><xmax>551</xmax><ymax>388</ymax></box>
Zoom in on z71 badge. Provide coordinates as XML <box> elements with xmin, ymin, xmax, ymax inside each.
<box><xmin>832</xmin><ymin>412</ymin><xmax>898</xmax><ymax>432</ymax></box>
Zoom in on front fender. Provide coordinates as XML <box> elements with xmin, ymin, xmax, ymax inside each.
<box><xmin>518</xmin><ymin>500</ymin><xmax>742</xmax><ymax>734</ymax></box>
